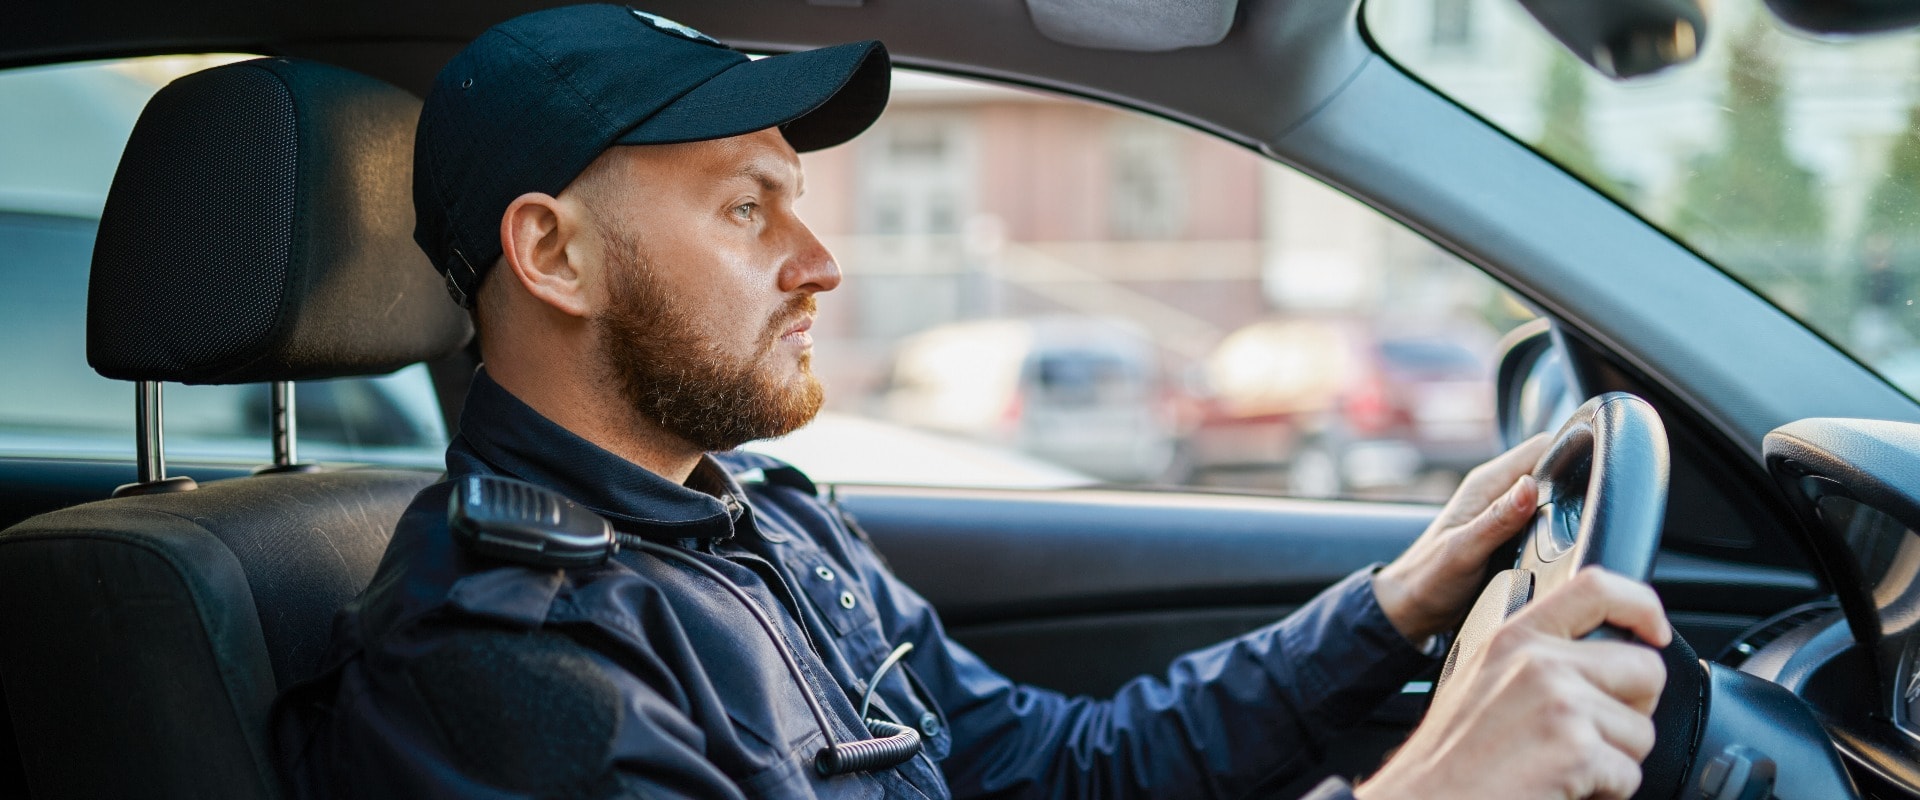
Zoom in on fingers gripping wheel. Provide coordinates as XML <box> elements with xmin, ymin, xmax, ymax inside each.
<box><xmin>1437</xmin><ymin>569</ymin><xmax>1533</xmax><ymax>686</ymax></box>
<box><xmin>1437</xmin><ymin>392</ymin><xmax>1670</xmax><ymax>695</ymax></box>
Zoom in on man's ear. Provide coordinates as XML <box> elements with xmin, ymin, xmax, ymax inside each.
<box><xmin>500</xmin><ymin>192</ymin><xmax>594</xmax><ymax>318</ymax></box>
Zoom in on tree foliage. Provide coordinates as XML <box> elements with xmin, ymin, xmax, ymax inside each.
<box><xmin>1675</xmin><ymin>21</ymin><xmax>1826</xmax><ymax>244</ymax></box>
<box><xmin>1862</xmin><ymin>103</ymin><xmax>1920</xmax><ymax>249</ymax></box>
<box><xmin>1534</xmin><ymin>49</ymin><xmax>1619</xmax><ymax>196</ymax></box>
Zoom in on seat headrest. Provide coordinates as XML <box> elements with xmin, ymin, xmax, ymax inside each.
<box><xmin>87</xmin><ymin>58</ymin><xmax>471</xmax><ymax>385</ymax></box>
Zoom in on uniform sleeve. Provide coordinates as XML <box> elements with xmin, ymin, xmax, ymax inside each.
<box><xmin>857</xmin><ymin>549</ymin><xmax>1435</xmax><ymax>799</ymax></box>
<box><xmin>284</xmin><ymin>625</ymin><xmax>747</xmax><ymax>800</ymax></box>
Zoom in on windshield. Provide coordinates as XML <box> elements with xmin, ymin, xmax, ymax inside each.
<box><xmin>1367</xmin><ymin>0</ymin><xmax>1920</xmax><ymax>398</ymax></box>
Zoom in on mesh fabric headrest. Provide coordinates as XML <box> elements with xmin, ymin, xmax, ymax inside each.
<box><xmin>87</xmin><ymin>57</ymin><xmax>470</xmax><ymax>385</ymax></box>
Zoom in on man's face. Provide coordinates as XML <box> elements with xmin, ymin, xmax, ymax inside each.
<box><xmin>579</xmin><ymin>128</ymin><xmax>840</xmax><ymax>452</ymax></box>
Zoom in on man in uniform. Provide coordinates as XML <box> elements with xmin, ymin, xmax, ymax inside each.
<box><xmin>275</xmin><ymin>5</ymin><xmax>1672</xmax><ymax>798</ymax></box>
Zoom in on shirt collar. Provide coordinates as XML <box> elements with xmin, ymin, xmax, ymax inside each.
<box><xmin>449</xmin><ymin>368</ymin><xmax>739</xmax><ymax>540</ymax></box>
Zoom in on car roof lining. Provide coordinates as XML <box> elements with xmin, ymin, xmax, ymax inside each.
<box><xmin>7</xmin><ymin>0</ymin><xmax>1361</xmax><ymax>149</ymax></box>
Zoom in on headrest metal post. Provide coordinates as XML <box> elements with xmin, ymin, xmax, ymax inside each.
<box><xmin>272</xmin><ymin>380</ymin><xmax>296</xmax><ymax>467</ymax></box>
<box><xmin>115</xmin><ymin>381</ymin><xmax>197</xmax><ymax>497</ymax></box>
<box><xmin>254</xmin><ymin>381</ymin><xmax>320</xmax><ymax>475</ymax></box>
<box><xmin>136</xmin><ymin>380</ymin><xmax>163</xmax><ymax>483</ymax></box>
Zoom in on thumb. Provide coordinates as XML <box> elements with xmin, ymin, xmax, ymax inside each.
<box><xmin>1456</xmin><ymin>475</ymin><xmax>1538</xmax><ymax>553</ymax></box>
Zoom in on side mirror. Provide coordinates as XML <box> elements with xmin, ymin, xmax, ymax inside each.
<box><xmin>1515</xmin><ymin>0</ymin><xmax>1708</xmax><ymax>80</ymax></box>
<box><xmin>1494</xmin><ymin>318</ymin><xmax>1583</xmax><ymax>449</ymax></box>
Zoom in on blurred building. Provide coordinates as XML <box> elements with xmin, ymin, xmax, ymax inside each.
<box><xmin>796</xmin><ymin>70</ymin><xmax>1491</xmax><ymax>408</ymax></box>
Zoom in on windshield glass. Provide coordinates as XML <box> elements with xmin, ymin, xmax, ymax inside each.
<box><xmin>1367</xmin><ymin>0</ymin><xmax>1920</xmax><ymax>398</ymax></box>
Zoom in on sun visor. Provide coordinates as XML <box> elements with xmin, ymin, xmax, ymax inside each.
<box><xmin>1026</xmin><ymin>0</ymin><xmax>1239</xmax><ymax>52</ymax></box>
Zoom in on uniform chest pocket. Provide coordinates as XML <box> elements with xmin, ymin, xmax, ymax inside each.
<box><xmin>784</xmin><ymin>551</ymin><xmax>876</xmax><ymax>637</ymax></box>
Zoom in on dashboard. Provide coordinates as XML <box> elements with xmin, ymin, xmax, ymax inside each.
<box><xmin>1758</xmin><ymin>417</ymin><xmax>1920</xmax><ymax>797</ymax></box>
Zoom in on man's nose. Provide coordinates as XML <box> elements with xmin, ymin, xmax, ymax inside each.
<box><xmin>779</xmin><ymin>222</ymin><xmax>842</xmax><ymax>295</ymax></box>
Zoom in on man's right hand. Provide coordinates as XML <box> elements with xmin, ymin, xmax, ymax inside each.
<box><xmin>1355</xmin><ymin>568</ymin><xmax>1671</xmax><ymax>800</ymax></box>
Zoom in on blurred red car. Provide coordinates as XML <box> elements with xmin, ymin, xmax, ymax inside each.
<box><xmin>1181</xmin><ymin>318</ymin><xmax>1500</xmax><ymax>498</ymax></box>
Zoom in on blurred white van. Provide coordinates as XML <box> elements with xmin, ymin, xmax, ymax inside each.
<box><xmin>875</xmin><ymin>316</ymin><xmax>1180</xmax><ymax>483</ymax></box>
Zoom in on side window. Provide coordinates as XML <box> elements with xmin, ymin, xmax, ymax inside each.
<box><xmin>0</xmin><ymin>56</ymin><xmax>447</xmax><ymax>467</ymax></box>
<box><xmin>758</xmin><ymin>69</ymin><xmax>1533</xmax><ymax>501</ymax></box>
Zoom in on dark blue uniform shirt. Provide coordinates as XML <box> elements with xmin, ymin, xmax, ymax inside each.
<box><xmin>274</xmin><ymin>370</ymin><xmax>1433</xmax><ymax>798</ymax></box>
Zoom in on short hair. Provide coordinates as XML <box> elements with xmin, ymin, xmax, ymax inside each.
<box><xmin>466</xmin><ymin>147</ymin><xmax>630</xmax><ymax>356</ymax></box>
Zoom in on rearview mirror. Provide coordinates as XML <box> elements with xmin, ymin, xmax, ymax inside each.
<box><xmin>1494</xmin><ymin>319</ymin><xmax>1582</xmax><ymax>449</ymax></box>
<box><xmin>1762</xmin><ymin>0</ymin><xmax>1920</xmax><ymax>35</ymax></box>
<box><xmin>1515</xmin><ymin>0</ymin><xmax>1708</xmax><ymax>80</ymax></box>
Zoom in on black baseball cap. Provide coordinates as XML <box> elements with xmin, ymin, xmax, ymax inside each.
<box><xmin>413</xmin><ymin>4</ymin><xmax>890</xmax><ymax>307</ymax></box>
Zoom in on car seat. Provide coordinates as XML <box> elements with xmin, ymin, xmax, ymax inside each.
<box><xmin>0</xmin><ymin>57</ymin><xmax>470</xmax><ymax>799</ymax></box>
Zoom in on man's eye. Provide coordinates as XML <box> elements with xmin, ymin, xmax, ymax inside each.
<box><xmin>732</xmin><ymin>203</ymin><xmax>758</xmax><ymax>220</ymax></box>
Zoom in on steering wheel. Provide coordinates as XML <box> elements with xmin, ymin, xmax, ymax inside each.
<box><xmin>1438</xmin><ymin>391</ymin><xmax>1669</xmax><ymax>684</ymax></box>
<box><xmin>1434</xmin><ymin>392</ymin><xmax>1700</xmax><ymax>798</ymax></box>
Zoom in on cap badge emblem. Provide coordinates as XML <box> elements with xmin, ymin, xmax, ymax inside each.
<box><xmin>630</xmin><ymin>9</ymin><xmax>721</xmax><ymax>46</ymax></box>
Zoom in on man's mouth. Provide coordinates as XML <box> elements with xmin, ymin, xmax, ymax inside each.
<box><xmin>781</xmin><ymin>316</ymin><xmax>814</xmax><ymax>346</ymax></box>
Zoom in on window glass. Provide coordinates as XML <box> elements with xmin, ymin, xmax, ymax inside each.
<box><xmin>1367</xmin><ymin>0</ymin><xmax>1920</xmax><ymax>404</ymax></box>
<box><xmin>1431</xmin><ymin>0</ymin><xmax>1476</xmax><ymax>49</ymax></box>
<box><xmin>0</xmin><ymin>56</ymin><xmax>447</xmax><ymax>467</ymax></box>
<box><xmin>752</xmin><ymin>70</ymin><xmax>1532</xmax><ymax>500</ymax></box>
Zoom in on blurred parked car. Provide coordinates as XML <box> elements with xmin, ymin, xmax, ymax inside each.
<box><xmin>875</xmin><ymin>316</ymin><xmax>1180</xmax><ymax>483</ymax></box>
<box><xmin>1186</xmin><ymin>317</ymin><xmax>1500</xmax><ymax>498</ymax></box>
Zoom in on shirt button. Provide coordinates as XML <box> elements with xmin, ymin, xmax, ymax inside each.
<box><xmin>839</xmin><ymin>591</ymin><xmax>857</xmax><ymax>610</ymax></box>
<box><xmin>815</xmin><ymin>565</ymin><xmax>836</xmax><ymax>582</ymax></box>
<box><xmin>919</xmin><ymin>712</ymin><xmax>942</xmax><ymax>738</ymax></box>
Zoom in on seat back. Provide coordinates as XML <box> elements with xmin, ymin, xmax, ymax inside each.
<box><xmin>0</xmin><ymin>57</ymin><xmax>468</xmax><ymax>799</ymax></box>
<box><xmin>0</xmin><ymin>470</ymin><xmax>438</xmax><ymax>796</ymax></box>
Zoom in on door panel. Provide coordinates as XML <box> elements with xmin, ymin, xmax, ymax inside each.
<box><xmin>840</xmin><ymin>484</ymin><xmax>1435</xmax><ymax>793</ymax></box>
<box><xmin>840</xmin><ymin>485</ymin><xmax>1428</xmax><ymax>698</ymax></box>
<box><xmin>839</xmin><ymin>485</ymin><xmax>1432</xmax><ymax>629</ymax></box>
<box><xmin>840</xmin><ymin>484</ymin><xmax>1825</xmax><ymax>697</ymax></box>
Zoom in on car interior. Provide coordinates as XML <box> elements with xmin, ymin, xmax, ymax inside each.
<box><xmin>0</xmin><ymin>55</ymin><xmax>470</xmax><ymax>798</ymax></box>
<box><xmin>5</xmin><ymin>0</ymin><xmax>1920</xmax><ymax>798</ymax></box>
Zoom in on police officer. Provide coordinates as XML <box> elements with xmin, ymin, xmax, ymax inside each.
<box><xmin>274</xmin><ymin>5</ymin><xmax>1671</xmax><ymax>798</ymax></box>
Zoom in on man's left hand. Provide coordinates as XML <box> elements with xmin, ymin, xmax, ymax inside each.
<box><xmin>1371</xmin><ymin>434</ymin><xmax>1551</xmax><ymax>643</ymax></box>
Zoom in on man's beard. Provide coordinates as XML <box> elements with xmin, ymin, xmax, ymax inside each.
<box><xmin>593</xmin><ymin>234</ymin><xmax>825</xmax><ymax>453</ymax></box>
